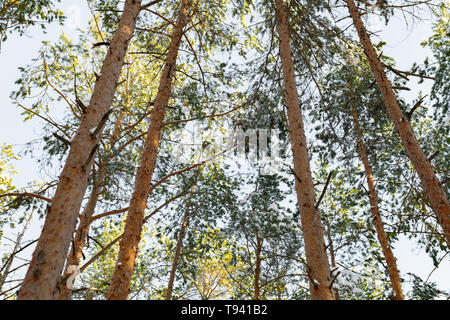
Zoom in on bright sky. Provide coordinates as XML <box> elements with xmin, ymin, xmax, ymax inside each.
<box><xmin>0</xmin><ymin>1</ymin><xmax>448</xmax><ymax>297</ymax></box>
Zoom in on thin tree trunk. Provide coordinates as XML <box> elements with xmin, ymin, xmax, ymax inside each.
<box><xmin>351</xmin><ymin>107</ymin><xmax>404</xmax><ymax>300</ymax></box>
<box><xmin>345</xmin><ymin>0</ymin><xmax>450</xmax><ymax>247</ymax></box>
<box><xmin>254</xmin><ymin>237</ymin><xmax>262</xmax><ymax>300</ymax></box>
<box><xmin>17</xmin><ymin>0</ymin><xmax>142</xmax><ymax>300</ymax></box>
<box><xmin>324</xmin><ymin>219</ymin><xmax>340</xmax><ymax>300</ymax></box>
<box><xmin>56</xmin><ymin>113</ymin><xmax>124</xmax><ymax>299</ymax></box>
<box><xmin>0</xmin><ymin>210</ymin><xmax>33</xmax><ymax>292</ymax></box>
<box><xmin>165</xmin><ymin>205</ymin><xmax>190</xmax><ymax>300</ymax></box>
<box><xmin>106</xmin><ymin>0</ymin><xmax>190</xmax><ymax>300</ymax></box>
<box><xmin>274</xmin><ymin>0</ymin><xmax>334</xmax><ymax>300</ymax></box>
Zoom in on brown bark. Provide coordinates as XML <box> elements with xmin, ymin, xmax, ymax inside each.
<box><xmin>165</xmin><ymin>205</ymin><xmax>190</xmax><ymax>300</ymax></box>
<box><xmin>345</xmin><ymin>0</ymin><xmax>450</xmax><ymax>247</ymax></box>
<box><xmin>254</xmin><ymin>237</ymin><xmax>262</xmax><ymax>300</ymax></box>
<box><xmin>18</xmin><ymin>0</ymin><xmax>142</xmax><ymax>300</ymax></box>
<box><xmin>324</xmin><ymin>220</ymin><xmax>340</xmax><ymax>299</ymax></box>
<box><xmin>274</xmin><ymin>0</ymin><xmax>334</xmax><ymax>300</ymax></box>
<box><xmin>351</xmin><ymin>107</ymin><xmax>404</xmax><ymax>300</ymax></box>
<box><xmin>56</xmin><ymin>113</ymin><xmax>124</xmax><ymax>299</ymax></box>
<box><xmin>105</xmin><ymin>0</ymin><xmax>190</xmax><ymax>300</ymax></box>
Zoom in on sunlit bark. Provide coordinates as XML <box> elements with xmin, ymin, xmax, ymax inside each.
<box><xmin>57</xmin><ymin>113</ymin><xmax>124</xmax><ymax>299</ymax></box>
<box><xmin>18</xmin><ymin>0</ymin><xmax>143</xmax><ymax>299</ymax></box>
<box><xmin>275</xmin><ymin>0</ymin><xmax>334</xmax><ymax>300</ymax></box>
<box><xmin>345</xmin><ymin>0</ymin><xmax>450</xmax><ymax>248</ymax></box>
<box><xmin>105</xmin><ymin>0</ymin><xmax>190</xmax><ymax>300</ymax></box>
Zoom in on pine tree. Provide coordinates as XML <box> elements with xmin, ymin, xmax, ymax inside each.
<box><xmin>18</xmin><ymin>0</ymin><xmax>143</xmax><ymax>299</ymax></box>
<box><xmin>275</xmin><ymin>0</ymin><xmax>334</xmax><ymax>300</ymax></box>
<box><xmin>106</xmin><ymin>0</ymin><xmax>190</xmax><ymax>300</ymax></box>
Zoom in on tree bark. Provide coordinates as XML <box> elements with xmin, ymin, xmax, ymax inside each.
<box><xmin>18</xmin><ymin>0</ymin><xmax>142</xmax><ymax>300</ymax></box>
<box><xmin>105</xmin><ymin>0</ymin><xmax>190</xmax><ymax>300</ymax></box>
<box><xmin>165</xmin><ymin>205</ymin><xmax>190</xmax><ymax>300</ymax></box>
<box><xmin>351</xmin><ymin>107</ymin><xmax>405</xmax><ymax>300</ymax></box>
<box><xmin>56</xmin><ymin>113</ymin><xmax>124</xmax><ymax>299</ymax></box>
<box><xmin>274</xmin><ymin>0</ymin><xmax>334</xmax><ymax>300</ymax></box>
<box><xmin>345</xmin><ymin>0</ymin><xmax>450</xmax><ymax>247</ymax></box>
<box><xmin>324</xmin><ymin>220</ymin><xmax>340</xmax><ymax>300</ymax></box>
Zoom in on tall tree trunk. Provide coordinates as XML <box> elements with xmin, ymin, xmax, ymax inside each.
<box><xmin>56</xmin><ymin>113</ymin><xmax>124</xmax><ymax>299</ymax></box>
<box><xmin>274</xmin><ymin>0</ymin><xmax>334</xmax><ymax>300</ymax></box>
<box><xmin>165</xmin><ymin>205</ymin><xmax>190</xmax><ymax>300</ymax></box>
<box><xmin>345</xmin><ymin>0</ymin><xmax>450</xmax><ymax>247</ymax></box>
<box><xmin>254</xmin><ymin>237</ymin><xmax>262</xmax><ymax>300</ymax></box>
<box><xmin>324</xmin><ymin>220</ymin><xmax>340</xmax><ymax>300</ymax></box>
<box><xmin>351</xmin><ymin>107</ymin><xmax>404</xmax><ymax>300</ymax></box>
<box><xmin>106</xmin><ymin>0</ymin><xmax>190</xmax><ymax>300</ymax></box>
<box><xmin>0</xmin><ymin>210</ymin><xmax>33</xmax><ymax>292</ymax></box>
<box><xmin>17</xmin><ymin>0</ymin><xmax>142</xmax><ymax>300</ymax></box>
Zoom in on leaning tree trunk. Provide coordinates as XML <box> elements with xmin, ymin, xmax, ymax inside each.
<box><xmin>105</xmin><ymin>0</ymin><xmax>190</xmax><ymax>300</ymax></box>
<box><xmin>351</xmin><ymin>107</ymin><xmax>405</xmax><ymax>300</ymax></box>
<box><xmin>345</xmin><ymin>0</ymin><xmax>450</xmax><ymax>247</ymax></box>
<box><xmin>165</xmin><ymin>205</ymin><xmax>190</xmax><ymax>300</ymax></box>
<box><xmin>275</xmin><ymin>0</ymin><xmax>334</xmax><ymax>300</ymax></box>
<box><xmin>18</xmin><ymin>0</ymin><xmax>142</xmax><ymax>300</ymax></box>
<box><xmin>56</xmin><ymin>112</ymin><xmax>124</xmax><ymax>299</ymax></box>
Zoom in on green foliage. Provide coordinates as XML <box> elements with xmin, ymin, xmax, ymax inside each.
<box><xmin>0</xmin><ymin>144</ymin><xmax>17</xmax><ymax>197</ymax></box>
<box><xmin>0</xmin><ymin>0</ymin><xmax>65</xmax><ymax>43</ymax></box>
<box><xmin>0</xmin><ymin>143</ymin><xmax>18</xmax><ymax>232</ymax></box>
<box><xmin>408</xmin><ymin>273</ymin><xmax>448</xmax><ymax>300</ymax></box>
<box><xmin>419</xmin><ymin>2</ymin><xmax>450</xmax><ymax>120</ymax></box>
<box><xmin>1</xmin><ymin>0</ymin><xmax>449</xmax><ymax>301</ymax></box>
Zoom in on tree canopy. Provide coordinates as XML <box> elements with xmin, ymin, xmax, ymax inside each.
<box><xmin>0</xmin><ymin>0</ymin><xmax>449</xmax><ymax>301</ymax></box>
